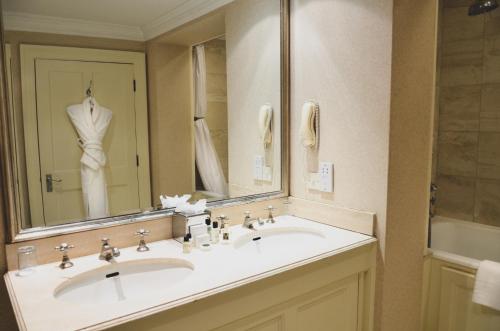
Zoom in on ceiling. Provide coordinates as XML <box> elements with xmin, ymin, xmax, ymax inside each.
<box><xmin>1</xmin><ymin>0</ymin><xmax>233</xmax><ymax>41</ymax></box>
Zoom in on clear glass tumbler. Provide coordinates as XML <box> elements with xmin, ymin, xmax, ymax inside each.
<box><xmin>16</xmin><ymin>246</ymin><xmax>37</xmax><ymax>276</ymax></box>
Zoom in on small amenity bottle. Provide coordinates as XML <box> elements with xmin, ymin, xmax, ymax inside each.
<box><xmin>211</xmin><ymin>221</ymin><xmax>220</xmax><ymax>244</ymax></box>
<box><xmin>205</xmin><ymin>217</ymin><xmax>212</xmax><ymax>238</ymax></box>
<box><xmin>183</xmin><ymin>234</ymin><xmax>192</xmax><ymax>253</ymax></box>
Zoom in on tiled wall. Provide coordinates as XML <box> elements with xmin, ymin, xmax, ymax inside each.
<box><xmin>435</xmin><ymin>1</ymin><xmax>500</xmax><ymax>226</ymax></box>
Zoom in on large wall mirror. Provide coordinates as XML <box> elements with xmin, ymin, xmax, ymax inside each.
<box><xmin>0</xmin><ymin>0</ymin><xmax>289</xmax><ymax>240</ymax></box>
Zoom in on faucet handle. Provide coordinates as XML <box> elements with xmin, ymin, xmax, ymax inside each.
<box><xmin>55</xmin><ymin>243</ymin><xmax>74</xmax><ymax>252</ymax></box>
<box><xmin>244</xmin><ymin>211</ymin><xmax>251</xmax><ymax>218</ymax></box>
<box><xmin>55</xmin><ymin>243</ymin><xmax>74</xmax><ymax>269</ymax></box>
<box><xmin>265</xmin><ymin>205</ymin><xmax>276</xmax><ymax>223</ymax></box>
<box><xmin>135</xmin><ymin>229</ymin><xmax>150</xmax><ymax>252</ymax></box>
<box><xmin>101</xmin><ymin>237</ymin><xmax>110</xmax><ymax>245</ymax></box>
<box><xmin>135</xmin><ymin>229</ymin><xmax>150</xmax><ymax>237</ymax></box>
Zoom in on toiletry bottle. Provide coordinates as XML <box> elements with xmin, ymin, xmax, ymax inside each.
<box><xmin>183</xmin><ymin>234</ymin><xmax>192</xmax><ymax>253</ymax></box>
<box><xmin>211</xmin><ymin>221</ymin><xmax>220</xmax><ymax>244</ymax></box>
<box><xmin>220</xmin><ymin>215</ymin><xmax>230</xmax><ymax>243</ymax></box>
<box><xmin>205</xmin><ymin>217</ymin><xmax>212</xmax><ymax>239</ymax></box>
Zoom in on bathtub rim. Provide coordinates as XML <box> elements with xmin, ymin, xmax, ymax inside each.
<box><xmin>429</xmin><ymin>215</ymin><xmax>500</xmax><ymax>270</ymax></box>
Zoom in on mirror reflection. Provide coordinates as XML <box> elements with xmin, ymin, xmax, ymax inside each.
<box><xmin>1</xmin><ymin>0</ymin><xmax>282</xmax><ymax>229</ymax></box>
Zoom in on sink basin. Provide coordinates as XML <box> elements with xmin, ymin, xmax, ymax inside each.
<box><xmin>54</xmin><ymin>258</ymin><xmax>194</xmax><ymax>304</ymax></box>
<box><xmin>233</xmin><ymin>226</ymin><xmax>327</xmax><ymax>256</ymax></box>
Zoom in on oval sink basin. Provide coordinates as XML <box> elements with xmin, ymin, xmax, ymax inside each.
<box><xmin>233</xmin><ymin>226</ymin><xmax>327</xmax><ymax>255</ymax></box>
<box><xmin>54</xmin><ymin>258</ymin><xmax>194</xmax><ymax>304</ymax></box>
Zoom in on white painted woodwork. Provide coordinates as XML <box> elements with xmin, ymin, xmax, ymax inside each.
<box><xmin>423</xmin><ymin>258</ymin><xmax>500</xmax><ymax>331</ymax></box>
<box><xmin>3</xmin><ymin>0</ymin><xmax>235</xmax><ymax>41</ymax></box>
<box><xmin>20</xmin><ymin>45</ymin><xmax>150</xmax><ymax>227</ymax></box>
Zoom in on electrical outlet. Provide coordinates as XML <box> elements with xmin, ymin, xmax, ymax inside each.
<box><xmin>319</xmin><ymin>162</ymin><xmax>333</xmax><ymax>192</ymax></box>
<box><xmin>254</xmin><ymin>155</ymin><xmax>264</xmax><ymax>180</ymax></box>
<box><xmin>307</xmin><ymin>172</ymin><xmax>322</xmax><ymax>191</ymax></box>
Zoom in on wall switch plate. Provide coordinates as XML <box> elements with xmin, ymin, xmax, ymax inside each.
<box><xmin>254</xmin><ymin>155</ymin><xmax>264</xmax><ymax>180</ymax></box>
<box><xmin>262</xmin><ymin>166</ymin><xmax>272</xmax><ymax>182</ymax></box>
<box><xmin>319</xmin><ymin>162</ymin><xmax>333</xmax><ymax>192</ymax></box>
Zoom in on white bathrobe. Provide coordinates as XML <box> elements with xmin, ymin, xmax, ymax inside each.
<box><xmin>67</xmin><ymin>97</ymin><xmax>112</xmax><ymax>219</ymax></box>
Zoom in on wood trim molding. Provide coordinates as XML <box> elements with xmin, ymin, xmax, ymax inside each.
<box><xmin>3</xmin><ymin>12</ymin><xmax>144</xmax><ymax>41</ymax></box>
<box><xmin>3</xmin><ymin>0</ymin><xmax>236</xmax><ymax>42</ymax></box>
<box><xmin>142</xmin><ymin>0</ymin><xmax>235</xmax><ymax>40</ymax></box>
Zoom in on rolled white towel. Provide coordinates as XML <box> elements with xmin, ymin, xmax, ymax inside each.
<box><xmin>160</xmin><ymin>194</ymin><xmax>191</xmax><ymax>209</ymax></box>
<box><xmin>472</xmin><ymin>260</ymin><xmax>500</xmax><ymax>311</ymax></box>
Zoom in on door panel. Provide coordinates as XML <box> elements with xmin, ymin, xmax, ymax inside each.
<box><xmin>296</xmin><ymin>274</ymin><xmax>359</xmax><ymax>331</ymax></box>
<box><xmin>438</xmin><ymin>267</ymin><xmax>500</xmax><ymax>331</ymax></box>
<box><xmin>35</xmin><ymin>59</ymin><xmax>140</xmax><ymax>225</ymax></box>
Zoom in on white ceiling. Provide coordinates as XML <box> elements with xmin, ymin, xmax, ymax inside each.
<box><xmin>2</xmin><ymin>0</ymin><xmax>233</xmax><ymax>41</ymax></box>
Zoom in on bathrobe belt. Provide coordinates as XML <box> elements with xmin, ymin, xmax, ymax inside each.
<box><xmin>78</xmin><ymin>139</ymin><xmax>106</xmax><ymax>170</ymax></box>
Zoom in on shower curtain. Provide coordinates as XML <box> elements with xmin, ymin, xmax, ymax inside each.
<box><xmin>193</xmin><ymin>45</ymin><xmax>228</xmax><ymax>196</ymax></box>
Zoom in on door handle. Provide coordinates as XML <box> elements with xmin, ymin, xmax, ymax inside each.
<box><xmin>46</xmin><ymin>174</ymin><xmax>62</xmax><ymax>192</ymax></box>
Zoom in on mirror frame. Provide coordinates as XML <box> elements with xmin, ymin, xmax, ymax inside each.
<box><xmin>0</xmin><ymin>0</ymin><xmax>290</xmax><ymax>243</ymax></box>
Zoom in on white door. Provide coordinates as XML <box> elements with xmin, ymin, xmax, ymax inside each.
<box><xmin>33</xmin><ymin>59</ymin><xmax>142</xmax><ymax>226</ymax></box>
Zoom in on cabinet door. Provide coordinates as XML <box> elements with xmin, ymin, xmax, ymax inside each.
<box><xmin>215</xmin><ymin>274</ymin><xmax>359</xmax><ymax>331</ymax></box>
<box><xmin>438</xmin><ymin>267</ymin><xmax>500</xmax><ymax>331</ymax></box>
<box><xmin>295</xmin><ymin>273</ymin><xmax>359</xmax><ymax>331</ymax></box>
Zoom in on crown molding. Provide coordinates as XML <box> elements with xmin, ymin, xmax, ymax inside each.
<box><xmin>141</xmin><ymin>0</ymin><xmax>234</xmax><ymax>40</ymax></box>
<box><xmin>3</xmin><ymin>11</ymin><xmax>145</xmax><ymax>41</ymax></box>
<box><xmin>3</xmin><ymin>0</ymin><xmax>234</xmax><ymax>42</ymax></box>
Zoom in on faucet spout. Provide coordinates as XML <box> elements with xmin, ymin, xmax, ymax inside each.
<box><xmin>243</xmin><ymin>211</ymin><xmax>264</xmax><ymax>230</ymax></box>
<box><xmin>99</xmin><ymin>238</ymin><xmax>120</xmax><ymax>262</ymax></box>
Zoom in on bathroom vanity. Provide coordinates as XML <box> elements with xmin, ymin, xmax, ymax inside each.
<box><xmin>5</xmin><ymin>216</ymin><xmax>376</xmax><ymax>331</ymax></box>
<box><xmin>0</xmin><ymin>0</ymin><xmax>379</xmax><ymax>330</ymax></box>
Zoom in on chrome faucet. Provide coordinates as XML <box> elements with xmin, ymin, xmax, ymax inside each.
<box><xmin>55</xmin><ymin>243</ymin><xmax>74</xmax><ymax>269</ymax></box>
<box><xmin>265</xmin><ymin>205</ymin><xmax>276</xmax><ymax>223</ymax></box>
<box><xmin>99</xmin><ymin>238</ymin><xmax>120</xmax><ymax>262</ymax></box>
<box><xmin>135</xmin><ymin>229</ymin><xmax>150</xmax><ymax>252</ymax></box>
<box><xmin>243</xmin><ymin>211</ymin><xmax>264</xmax><ymax>229</ymax></box>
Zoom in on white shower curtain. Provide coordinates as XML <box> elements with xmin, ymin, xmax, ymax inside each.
<box><xmin>193</xmin><ymin>45</ymin><xmax>228</xmax><ymax>196</ymax></box>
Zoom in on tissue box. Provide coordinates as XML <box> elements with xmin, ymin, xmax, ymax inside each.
<box><xmin>172</xmin><ymin>211</ymin><xmax>210</xmax><ymax>243</ymax></box>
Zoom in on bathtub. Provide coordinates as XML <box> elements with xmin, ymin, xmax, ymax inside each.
<box><xmin>423</xmin><ymin>216</ymin><xmax>500</xmax><ymax>331</ymax></box>
<box><xmin>430</xmin><ymin>216</ymin><xmax>500</xmax><ymax>269</ymax></box>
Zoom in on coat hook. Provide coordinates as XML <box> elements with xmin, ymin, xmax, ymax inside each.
<box><xmin>86</xmin><ymin>80</ymin><xmax>93</xmax><ymax>98</ymax></box>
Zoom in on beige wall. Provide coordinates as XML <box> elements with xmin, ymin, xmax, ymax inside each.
<box><xmin>433</xmin><ymin>2</ymin><xmax>500</xmax><ymax>227</ymax></box>
<box><xmin>290</xmin><ymin>1</ymin><xmax>437</xmax><ymax>331</ymax></box>
<box><xmin>146</xmin><ymin>42</ymin><xmax>194</xmax><ymax>205</ymax></box>
<box><xmin>226</xmin><ymin>0</ymin><xmax>282</xmax><ymax>197</ymax></box>
<box><xmin>204</xmin><ymin>38</ymin><xmax>229</xmax><ymax>181</ymax></box>
<box><xmin>384</xmin><ymin>1</ymin><xmax>438</xmax><ymax>330</ymax></box>
<box><xmin>290</xmin><ymin>0</ymin><xmax>392</xmax><ymax>253</ymax></box>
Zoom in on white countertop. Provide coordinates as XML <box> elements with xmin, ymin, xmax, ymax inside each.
<box><xmin>5</xmin><ymin>215</ymin><xmax>375</xmax><ymax>331</ymax></box>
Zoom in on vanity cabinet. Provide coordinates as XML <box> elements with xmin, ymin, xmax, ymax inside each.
<box><xmin>108</xmin><ymin>242</ymin><xmax>375</xmax><ymax>331</ymax></box>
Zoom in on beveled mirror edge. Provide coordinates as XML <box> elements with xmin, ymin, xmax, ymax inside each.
<box><xmin>0</xmin><ymin>0</ymin><xmax>291</xmax><ymax>243</ymax></box>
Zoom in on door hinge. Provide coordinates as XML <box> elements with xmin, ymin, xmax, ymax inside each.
<box><xmin>136</xmin><ymin>154</ymin><xmax>139</xmax><ymax>167</ymax></box>
<box><xmin>133</xmin><ymin>79</ymin><xmax>136</xmax><ymax>92</ymax></box>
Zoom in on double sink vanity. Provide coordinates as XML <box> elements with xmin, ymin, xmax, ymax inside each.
<box><xmin>5</xmin><ymin>213</ymin><xmax>376</xmax><ymax>331</ymax></box>
<box><xmin>0</xmin><ymin>0</ymin><xmax>378</xmax><ymax>330</ymax></box>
